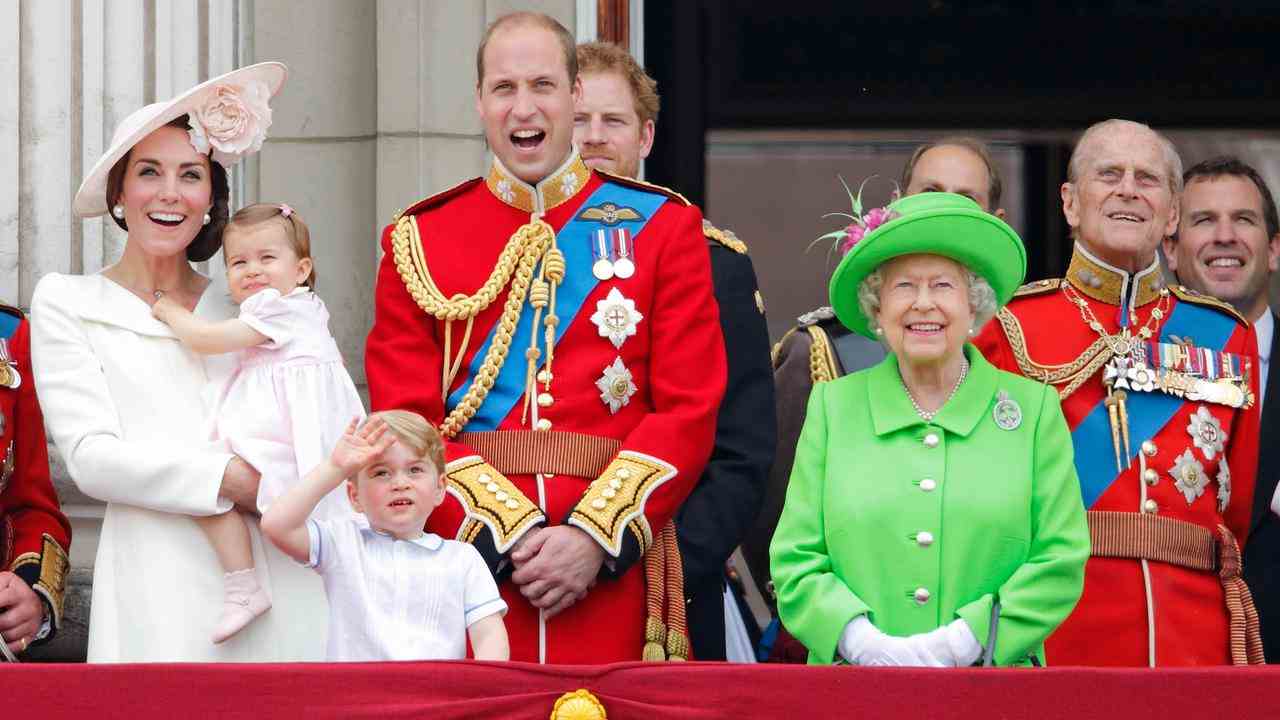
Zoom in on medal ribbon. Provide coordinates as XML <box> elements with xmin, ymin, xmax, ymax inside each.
<box><xmin>1072</xmin><ymin>300</ymin><xmax>1238</xmax><ymax>508</ymax></box>
<box><xmin>447</xmin><ymin>181</ymin><xmax>667</xmax><ymax>431</ymax></box>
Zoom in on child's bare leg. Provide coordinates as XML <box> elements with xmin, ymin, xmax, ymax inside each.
<box><xmin>195</xmin><ymin>511</ymin><xmax>271</xmax><ymax>644</ymax></box>
<box><xmin>195</xmin><ymin>511</ymin><xmax>254</xmax><ymax>572</ymax></box>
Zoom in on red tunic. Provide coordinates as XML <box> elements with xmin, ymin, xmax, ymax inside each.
<box><xmin>975</xmin><ymin>248</ymin><xmax>1259</xmax><ymax>666</ymax></box>
<box><xmin>0</xmin><ymin>308</ymin><xmax>72</xmax><ymax>641</ymax></box>
<box><xmin>366</xmin><ymin>153</ymin><xmax>726</xmax><ymax>663</ymax></box>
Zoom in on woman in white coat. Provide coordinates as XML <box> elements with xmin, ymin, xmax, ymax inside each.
<box><xmin>30</xmin><ymin>63</ymin><xmax>328</xmax><ymax>662</ymax></box>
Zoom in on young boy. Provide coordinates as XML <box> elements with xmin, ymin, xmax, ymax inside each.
<box><xmin>261</xmin><ymin>410</ymin><xmax>509</xmax><ymax>661</ymax></box>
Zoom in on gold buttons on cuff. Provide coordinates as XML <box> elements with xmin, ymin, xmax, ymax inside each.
<box><xmin>609</xmin><ymin>478</ymin><xmax>623</xmax><ymax>490</ymax></box>
<box><xmin>617</xmin><ymin>468</ymin><xmax>632</xmax><ymax>480</ymax></box>
<box><xmin>923</xmin><ymin>433</ymin><xmax>940</xmax><ymax>448</ymax></box>
<box><xmin>602</xmin><ymin>488</ymin><xmax>617</xmax><ymax>499</ymax></box>
<box><xmin>495</xmin><ymin>491</ymin><xmax>508</xmax><ymax>502</ymax></box>
<box><xmin>916</xmin><ymin>531</ymin><xmax>934</xmax><ymax>547</ymax></box>
<box><xmin>591</xmin><ymin>498</ymin><xmax>607</xmax><ymax>510</ymax></box>
<box><xmin>478</xmin><ymin>473</ymin><xmax>492</xmax><ymax>483</ymax></box>
<box><xmin>920</xmin><ymin>478</ymin><xmax>937</xmax><ymax>492</ymax></box>
<box><xmin>505</xmin><ymin>498</ymin><xmax>519</xmax><ymax>510</ymax></box>
<box><xmin>1143</xmin><ymin>468</ymin><xmax>1159</xmax><ymax>486</ymax></box>
<box><xmin>913</xmin><ymin>587</ymin><xmax>931</xmax><ymax>605</ymax></box>
<box><xmin>486</xmin><ymin>481</ymin><xmax>499</xmax><ymax>493</ymax></box>
<box><xmin>536</xmin><ymin>418</ymin><xmax>552</xmax><ymax>431</ymax></box>
<box><xmin>1143</xmin><ymin>499</ymin><xmax>1158</xmax><ymax>514</ymax></box>
<box><xmin>1142</xmin><ymin>440</ymin><xmax>1157</xmax><ymax>457</ymax></box>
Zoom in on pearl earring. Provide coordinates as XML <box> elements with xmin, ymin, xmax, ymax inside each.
<box><xmin>874</xmin><ymin>327</ymin><xmax>884</xmax><ymax>336</ymax></box>
<box><xmin>202</xmin><ymin>212</ymin><xmax>211</xmax><ymax>226</ymax></box>
<box><xmin>967</xmin><ymin>327</ymin><xmax>976</xmax><ymax>337</ymax></box>
<box><xmin>112</xmin><ymin>205</ymin><xmax>125</xmax><ymax>219</ymax></box>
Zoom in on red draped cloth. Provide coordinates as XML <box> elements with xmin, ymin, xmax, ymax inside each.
<box><xmin>9</xmin><ymin>661</ymin><xmax>1279</xmax><ymax>718</ymax></box>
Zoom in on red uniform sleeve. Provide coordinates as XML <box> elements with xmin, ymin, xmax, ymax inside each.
<box><xmin>567</xmin><ymin>204</ymin><xmax>728</xmax><ymax>559</ymax></box>
<box><xmin>1223</xmin><ymin>324</ymin><xmax>1260</xmax><ymax>544</ymax></box>
<box><xmin>2</xmin><ymin>319</ymin><xmax>72</xmax><ymax>634</ymax></box>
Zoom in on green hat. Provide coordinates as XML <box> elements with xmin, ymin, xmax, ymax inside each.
<box><xmin>828</xmin><ymin>192</ymin><xmax>1027</xmax><ymax>339</ymax></box>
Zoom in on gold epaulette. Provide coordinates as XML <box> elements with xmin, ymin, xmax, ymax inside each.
<box><xmin>568</xmin><ymin>451</ymin><xmax>677</xmax><ymax>558</ymax></box>
<box><xmin>444</xmin><ymin>456</ymin><xmax>545</xmax><ymax>553</ymax></box>
<box><xmin>9</xmin><ymin>535</ymin><xmax>70</xmax><ymax>630</ymax></box>
<box><xmin>391</xmin><ymin>177</ymin><xmax>484</xmax><ymax>224</ymax></box>
<box><xmin>703</xmin><ymin>220</ymin><xmax>748</xmax><ymax>254</ymax></box>
<box><xmin>1013</xmin><ymin>278</ymin><xmax>1062</xmax><ymax>298</ymax></box>
<box><xmin>595</xmin><ymin>170</ymin><xmax>691</xmax><ymax>206</ymax></box>
<box><xmin>1170</xmin><ymin>284</ymin><xmax>1248</xmax><ymax>326</ymax></box>
<box><xmin>771</xmin><ymin>323</ymin><xmax>840</xmax><ymax>384</ymax></box>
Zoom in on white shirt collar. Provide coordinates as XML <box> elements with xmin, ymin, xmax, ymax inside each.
<box><xmin>1255</xmin><ymin>311</ymin><xmax>1274</xmax><ymax>362</ymax></box>
<box><xmin>357</xmin><ymin>517</ymin><xmax>443</xmax><ymax>551</ymax></box>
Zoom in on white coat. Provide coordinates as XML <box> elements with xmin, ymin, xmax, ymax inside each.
<box><xmin>30</xmin><ymin>272</ymin><xmax>327</xmax><ymax>662</ymax></box>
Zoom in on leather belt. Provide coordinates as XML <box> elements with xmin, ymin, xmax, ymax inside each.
<box><xmin>1087</xmin><ymin>510</ymin><xmax>1264</xmax><ymax>664</ymax></box>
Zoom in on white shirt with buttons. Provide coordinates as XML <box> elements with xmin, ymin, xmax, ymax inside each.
<box><xmin>306</xmin><ymin>517</ymin><xmax>507</xmax><ymax>662</ymax></box>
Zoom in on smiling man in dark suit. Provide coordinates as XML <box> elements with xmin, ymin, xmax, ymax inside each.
<box><xmin>1164</xmin><ymin>156</ymin><xmax>1280</xmax><ymax>661</ymax></box>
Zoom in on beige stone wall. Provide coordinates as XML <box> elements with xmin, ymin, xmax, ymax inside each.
<box><xmin>9</xmin><ymin>0</ymin><xmax>579</xmax><ymax>661</ymax></box>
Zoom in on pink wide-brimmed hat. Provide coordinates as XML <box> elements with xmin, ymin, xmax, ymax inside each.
<box><xmin>73</xmin><ymin>61</ymin><xmax>288</xmax><ymax>218</ymax></box>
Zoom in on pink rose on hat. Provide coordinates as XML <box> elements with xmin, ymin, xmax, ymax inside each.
<box><xmin>188</xmin><ymin>80</ymin><xmax>273</xmax><ymax>166</ymax></box>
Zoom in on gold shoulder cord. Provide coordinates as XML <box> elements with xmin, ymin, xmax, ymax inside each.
<box><xmin>391</xmin><ymin>213</ymin><xmax>558</xmax><ymax>438</ymax></box>
<box><xmin>996</xmin><ymin>307</ymin><xmax>1112</xmax><ymax>400</ymax></box>
<box><xmin>804</xmin><ymin>326</ymin><xmax>839</xmax><ymax>384</ymax></box>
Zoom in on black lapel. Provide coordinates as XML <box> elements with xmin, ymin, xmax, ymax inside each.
<box><xmin>1251</xmin><ymin>312</ymin><xmax>1280</xmax><ymax>533</ymax></box>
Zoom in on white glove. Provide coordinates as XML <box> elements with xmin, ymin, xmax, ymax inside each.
<box><xmin>838</xmin><ymin>615</ymin><xmax>930</xmax><ymax>666</ymax></box>
<box><xmin>906</xmin><ymin>618</ymin><xmax>983</xmax><ymax>667</ymax></box>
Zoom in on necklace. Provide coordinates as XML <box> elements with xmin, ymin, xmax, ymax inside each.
<box><xmin>904</xmin><ymin>357</ymin><xmax>969</xmax><ymax>421</ymax></box>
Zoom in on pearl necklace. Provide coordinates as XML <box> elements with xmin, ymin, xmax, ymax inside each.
<box><xmin>904</xmin><ymin>357</ymin><xmax>969</xmax><ymax>422</ymax></box>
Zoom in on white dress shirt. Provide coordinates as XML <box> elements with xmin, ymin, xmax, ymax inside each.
<box><xmin>1256</xmin><ymin>311</ymin><xmax>1273</xmax><ymax>409</ymax></box>
<box><xmin>308</xmin><ymin>517</ymin><xmax>507</xmax><ymax>661</ymax></box>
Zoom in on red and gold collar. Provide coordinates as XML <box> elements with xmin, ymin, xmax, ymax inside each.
<box><xmin>1065</xmin><ymin>242</ymin><xmax>1164</xmax><ymax>308</ymax></box>
<box><xmin>484</xmin><ymin>150</ymin><xmax>592</xmax><ymax>215</ymax></box>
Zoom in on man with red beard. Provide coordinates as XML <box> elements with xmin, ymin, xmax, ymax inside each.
<box><xmin>975</xmin><ymin>120</ymin><xmax>1263</xmax><ymax>665</ymax></box>
<box><xmin>365</xmin><ymin>13</ymin><xmax>725</xmax><ymax>664</ymax></box>
<box><xmin>574</xmin><ymin>41</ymin><xmax>775</xmax><ymax>661</ymax></box>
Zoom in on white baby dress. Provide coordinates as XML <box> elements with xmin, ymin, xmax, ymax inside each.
<box><xmin>210</xmin><ymin>286</ymin><xmax>364</xmax><ymax>520</ymax></box>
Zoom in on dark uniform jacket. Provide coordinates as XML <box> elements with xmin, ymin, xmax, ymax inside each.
<box><xmin>675</xmin><ymin>222</ymin><xmax>776</xmax><ymax>661</ymax></box>
<box><xmin>1244</xmin><ymin>312</ymin><xmax>1280</xmax><ymax>661</ymax></box>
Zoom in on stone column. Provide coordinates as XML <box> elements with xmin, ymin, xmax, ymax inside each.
<box><xmin>250</xmin><ymin>0</ymin><xmax>377</xmax><ymax>386</ymax></box>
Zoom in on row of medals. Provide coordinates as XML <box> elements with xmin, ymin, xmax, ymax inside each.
<box><xmin>1102</xmin><ymin>329</ymin><xmax>1251</xmax><ymax>410</ymax></box>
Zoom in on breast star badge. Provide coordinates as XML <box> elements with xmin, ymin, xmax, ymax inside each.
<box><xmin>590</xmin><ymin>287</ymin><xmax>644</xmax><ymax>349</ymax></box>
<box><xmin>1187</xmin><ymin>406</ymin><xmax>1226</xmax><ymax>461</ymax></box>
<box><xmin>596</xmin><ymin>357</ymin><xmax>637</xmax><ymax>414</ymax></box>
<box><xmin>1170</xmin><ymin>448</ymin><xmax>1207</xmax><ymax>505</ymax></box>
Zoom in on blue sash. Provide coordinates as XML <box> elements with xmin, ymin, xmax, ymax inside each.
<box><xmin>1073</xmin><ymin>300</ymin><xmax>1238</xmax><ymax>507</ymax></box>
<box><xmin>447</xmin><ymin>182</ymin><xmax>668</xmax><ymax>431</ymax></box>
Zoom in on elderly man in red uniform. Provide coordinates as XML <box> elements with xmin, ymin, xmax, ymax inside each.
<box><xmin>0</xmin><ymin>304</ymin><xmax>71</xmax><ymax>660</ymax></box>
<box><xmin>365</xmin><ymin>12</ymin><xmax>725</xmax><ymax>664</ymax></box>
<box><xmin>975</xmin><ymin>119</ymin><xmax>1262</xmax><ymax>666</ymax></box>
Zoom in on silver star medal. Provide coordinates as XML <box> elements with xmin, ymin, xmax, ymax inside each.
<box><xmin>590</xmin><ymin>287</ymin><xmax>644</xmax><ymax>349</ymax></box>
<box><xmin>596</xmin><ymin>357</ymin><xmax>637</xmax><ymax>414</ymax></box>
<box><xmin>1217</xmin><ymin>458</ymin><xmax>1232</xmax><ymax>514</ymax></box>
<box><xmin>1187</xmin><ymin>406</ymin><xmax>1226</xmax><ymax>461</ymax></box>
<box><xmin>1170</xmin><ymin>448</ymin><xmax>1207</xmax><ymax>505</ymax></box>
<box><xmin>992</xmin><ymin>390</ymin><xmax>1022</xmax><ymax>431</ymax></box>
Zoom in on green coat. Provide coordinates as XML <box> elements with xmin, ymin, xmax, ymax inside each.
<box><xmin>769</xmin><ymin>345</ymin><xmax>1089</xmax><ymax>665</ymax></box>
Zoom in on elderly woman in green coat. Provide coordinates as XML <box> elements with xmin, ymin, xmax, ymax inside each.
<box><xmin>770</xmin><ymin>192</ymin><xmax>1089</xmax><ymax>667</ymax></box>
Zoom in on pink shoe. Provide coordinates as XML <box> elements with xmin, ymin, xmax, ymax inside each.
<box><xmin>212</xmin><ymin>568</ymin><xmax>272</xmax><ymax>644</ymax></box>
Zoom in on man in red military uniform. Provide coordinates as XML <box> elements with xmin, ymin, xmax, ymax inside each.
<box><xmin>976</xmin><ymin>119</ymin><xmax>1262</xmax><ymax>666</ymax></box>
<box><xmin>365</xmin><ymin>12</ymin><xmax>725</xmax><ymax>664</ymax></box>
<box><xmin>0</xmin><ymin>305</ymin><xmax>72</xmax><ymax>659</ymax></box>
